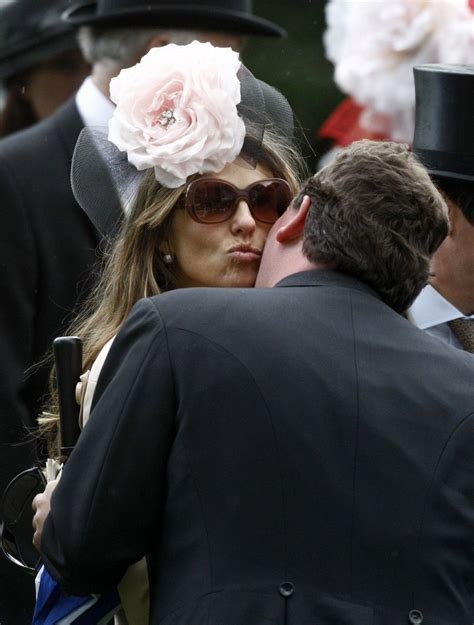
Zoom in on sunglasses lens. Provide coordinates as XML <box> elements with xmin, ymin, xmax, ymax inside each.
<box><xmin>189</xmin><ymin>179</ymin><xmax>292</xmax><ymax>224</ymax></box>
<box><xmin>192</xmin><ymin>181</ymin><xmax>235</xmax><ymax>223</ymax></box>
<box><xmin>249</xmin><ymin>181</ymin><xmax>291</xmax><ymax>224</ymax></box>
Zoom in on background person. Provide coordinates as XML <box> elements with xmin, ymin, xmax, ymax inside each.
<box><xmin>0</xmin><ymin>0</ymin><xmax>89</xmax><ymax>137</ymax></box>
<box><xmin>408</xmin><ymin>64</ymin><xmax>474</xmax><ymax>352</ymax></box>
<box><xmin>34</xmin><ymin>141</ymin><xmax>474</xmax><ymax>625</ymax></box>
<box><xmin>0</xmin><ymin>3</ymin><xmax>286</xmax><ymax>623</ymax></box>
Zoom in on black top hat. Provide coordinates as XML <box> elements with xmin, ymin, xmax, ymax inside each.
<box><xmin>0</xmin><ymin>0</ymin><xmax>79</xmax><ymax>82</ymax></box>
<box><xmin>63</xmin><ymin>0</ymin><xmax>286</xmax><ymax>37</ymax></box>
<box><xmin>413</xmin><ymin>64</ymin><xmax>474</xmax><ymax>182</ymax></box>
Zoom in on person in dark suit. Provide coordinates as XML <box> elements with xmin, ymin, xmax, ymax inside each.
<box><xmin>0</xmin><ymin>0</ymin><xmax>89</xmax><ymax>137</ymax></box>
<box><xmin>33</xmin><ymin>140</ymin><xmax>474</xmax><ymax>624</ymax></box>
<box><xmin>0</xmin><ymin>3</ymin><xmax>285</xmax><ymax>624</ymax></box>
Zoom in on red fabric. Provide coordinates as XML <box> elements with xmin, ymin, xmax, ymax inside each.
<box><xmin>318</xmin><ymin>97</ymin><xmax>389</xmax><ymax>146</ymax></box>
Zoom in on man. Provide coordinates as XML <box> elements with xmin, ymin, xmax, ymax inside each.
<box><xmin>408</xmin><ymin>64</ymin><xmax>474</xmax><ymax>352</ymax></box>
<box><xmin>0</xmin><ymin>2</ymin><xmax>284</xmax><ymax>623</ymax></box>
<box><xmin>34</xmin><ymin>141</ymin><xmax>474</xmax><ymax>624</ymax></box>
<box><xmin>0</xmin><ymin>0</ymin><xmax>90</xmax><ymax>136</ymax></box>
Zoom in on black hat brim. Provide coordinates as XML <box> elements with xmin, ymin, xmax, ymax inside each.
<box><xmin>63</xmin><ymin>2</ymin><xmax>286</xmax><ymax>37</ymax></box>
<box><xmin>0</xmin><ymin>32</ymin><xmax>78</xmax><ymax>82</ymax></box>
<box><xmin>422</xmin><ymin>165</ymin><xmax>474</xmax><ymax>183</ymax></box>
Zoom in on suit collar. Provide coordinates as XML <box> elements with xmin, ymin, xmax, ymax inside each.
<box><xmin>49</xmin><ymin>96</ymin><xmax>84</xmax><ymax>159</ymax></box>
<box><xmin>275</xmin><ymin>269</ymin><xmax>381</xmax><ymax>300</ymax></box>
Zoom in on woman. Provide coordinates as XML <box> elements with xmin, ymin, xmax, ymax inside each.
<box><xmin>38</xmin><ymin>40</ymin><xmax>305</xmax><ymax>625</ymax></box>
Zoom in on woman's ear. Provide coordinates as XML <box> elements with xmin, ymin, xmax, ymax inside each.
<box><xmin>158</xmin><ymin>240</ymin><xmax>167</xmax><ymax>254</ymax></box>
<box><xmin>276</xmin><ymin>195</ymin><xmax>311</xmax><ymax>243</ymax></box>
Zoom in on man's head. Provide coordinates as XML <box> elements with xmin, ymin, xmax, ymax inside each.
<box><xmin>0</xmin><ymin>0</ymin><xmax>89</xmax><ymax>131</ymax></box>
<box><xmin>257</xmin><ymin>140</ymin><xmax>449</xmax><ymax>314</ymax></box>
<box><xmin>66</xmin><ymin>0</ymin><xmax>284</xmax><ymax>95</ymax></box>
<box><xmin>77</xmin><ymin>26</ymin><xmax>245</xmax><ymax>95</ymax></box>
<box><xmin>412</xmin><ymin>64</ymin><xmax>474</xmax><ymax>314</ymax></box>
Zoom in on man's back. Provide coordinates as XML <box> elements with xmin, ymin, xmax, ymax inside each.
<box><xmin>41</xmin><ymin>270</ymin><xmax>474</xmax><ymax>625</ymax></box>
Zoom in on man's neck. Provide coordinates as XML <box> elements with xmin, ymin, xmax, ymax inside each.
<box><xmin>430</xmin><ymin>278</ymin><xmax>474</xmax><ymax>316</ymax></box>
<box><xmin>255</xmin><ymin>246</ymin><xmax>324</xmax><ymax>288</ymax></box>
<box><xmin>90</xmin><ymin>65</ymin><xmax>117</xmax><ymax>100</ymax></box>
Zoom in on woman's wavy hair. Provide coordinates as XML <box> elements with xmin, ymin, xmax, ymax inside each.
<box><xmin>299</xmin><ymin>140</ymin><xmax>449</xmax><ymax>314</ymax></box>
<box><xmin>40</xmin><ymin>127</ymin><xmax>306</xmax><ymax>454</ymax></box>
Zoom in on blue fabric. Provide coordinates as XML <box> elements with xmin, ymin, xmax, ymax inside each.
<box><xmin>33</xmin><ymin>566</ymin><xmax>120</xmax><ymax>625</ymax></box>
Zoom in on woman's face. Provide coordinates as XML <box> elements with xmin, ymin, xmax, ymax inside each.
<box><xmin>167</xmin><ymin>160</ymin><xmax>277</xmax><ymax>288</ymax></box>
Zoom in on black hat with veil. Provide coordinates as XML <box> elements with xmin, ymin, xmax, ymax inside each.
<box><xmin>71</xmin><ymin>41</ymin><xmax>295</xmax><ymax>238</ymax></box>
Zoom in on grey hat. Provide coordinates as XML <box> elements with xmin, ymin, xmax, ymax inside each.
<box><xmin>413</xmin><ymin>64</ymin><xmax>474</xmax><ymax>182</ymax></box>
<box><xmin>0</xmin><ymin>0</ymin><xmax>79</xmax><ymax>82</ymax></box>
<box><xmin>63</xmin><ymin>0</ymin><xmax>286</xmax><ymax>37</ymax></box>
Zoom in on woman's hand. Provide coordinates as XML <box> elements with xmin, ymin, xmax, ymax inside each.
<box><xmin>32</xmin><ymin>479</ymin><xmax>59</xmax><ymax>551</ymax></box>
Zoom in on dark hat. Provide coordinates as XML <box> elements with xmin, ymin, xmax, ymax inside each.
<box><xmin>0</xmin><ymin>0</ymin><xmax>79</xmax><ymax>82</ymax></box>
<box><xmin>413</xmin><ymin>64</ymin><xmax>474</xmax><ymax>182</ymax></box>
<box><xmin>63</xmin><ymin>0</ymin><xmax>286</xmax><ymax>37</ymax></box>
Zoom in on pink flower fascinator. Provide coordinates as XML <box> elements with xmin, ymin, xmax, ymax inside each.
<box><xmin>70</xmin><ymin>40</ymin><xmax>294</xmax><ymax>237</ymax></box>
<box><xmin>108</xmin><ymin>41</ymin><xmax>246</xmax><ymax>189</ymax></box>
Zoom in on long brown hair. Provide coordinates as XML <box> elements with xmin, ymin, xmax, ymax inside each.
<box><xmin>40</xmin><ymin>129</ymin><xmax>306</xmax><ymax>454</ymax></box>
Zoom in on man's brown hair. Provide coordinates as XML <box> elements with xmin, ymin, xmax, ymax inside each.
<box><xmin>299</xmin><ymin>140</ymin><xmax>449</xmax><ymax>313</ymax></box>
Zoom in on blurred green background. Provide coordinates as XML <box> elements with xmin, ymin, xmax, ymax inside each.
<box><xmin>243</xmin><ymin>0</ymin><xmax>344</xmax><ymax>171</ymax></box>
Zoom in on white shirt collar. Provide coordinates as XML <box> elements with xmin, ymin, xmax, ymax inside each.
<box><xmin>408</xmin><ymin>284</ymin><xmax>472</xmax><ymax>329</ymax></box>
<box><xmin>75</xmin><ymin>77</ymin><xmax>115</xmax><ymax>128</ymax></box>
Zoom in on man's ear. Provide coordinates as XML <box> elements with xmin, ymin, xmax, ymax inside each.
<box><xmin>145</xmin><ymin>33</ymin><xmax>172</xmax><ymax>53</ymax></box>
<box><xmin>445</xmin><ymin>198</ymin><xmax>460</xmax><ymax>236</ymax></box>
<box><xmin>276</xmin><ymin>195</ymin><xmax>311</xmax><ymax>243</ymax></box>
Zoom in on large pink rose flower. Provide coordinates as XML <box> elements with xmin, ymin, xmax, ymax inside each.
<box><xmin>108</xmin><ymin>41</ymin><xmax>246</xmax><ymax>188</ymax></box>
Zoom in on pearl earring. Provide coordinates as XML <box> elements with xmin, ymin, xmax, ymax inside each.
<box><xmin>163</xmin><ymin>253</ymin><xmax>174</xmax><ymax>265</ymax></box>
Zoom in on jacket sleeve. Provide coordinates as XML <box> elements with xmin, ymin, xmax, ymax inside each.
<box><xmin>0</xmin><ymin>154</ymin><xmax>38</xmax><ymax>492</ymax></box>
<box><xmin>40</xmin><ymin>297</ymin><xmax>176</xmax><ymax>595</ymax></box>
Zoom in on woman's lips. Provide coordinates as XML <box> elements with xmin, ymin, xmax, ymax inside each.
<box><xmin>228</xmin><ymin>244</ymin><xmax>262</xmax><ymax>262</ymax></box>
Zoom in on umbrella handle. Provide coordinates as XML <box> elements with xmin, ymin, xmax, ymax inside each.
<box><xmin>53</xmin><ymin>336</ymin><xmax>83</xmax><ymax>458</ymax></box>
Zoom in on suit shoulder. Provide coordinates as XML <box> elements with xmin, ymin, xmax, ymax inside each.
<box><xmin>149</xmin><ymin>287</ymin><xmax>263</xmax><ymax>316</ymax></box>
<box><xmin>0</xmin><ymin>98</ymin><xmax>81</xmax><ymax>163</ymax></box>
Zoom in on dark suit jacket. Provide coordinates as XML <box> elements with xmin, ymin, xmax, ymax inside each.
<box><xmin>41</xmin><ymin>270</ymin><xmax>474</xmax><ymax>625</ymax></box>
<box><xmin>0</xmin><ymin>98</ymin><xmax>100</xmax><ymax>625</ymax></box>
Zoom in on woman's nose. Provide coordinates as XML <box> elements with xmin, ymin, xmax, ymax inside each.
<box><xmin>230</xmin><ymin>200</ymin><xmax>256</xmax><ymax>234</ymax></box>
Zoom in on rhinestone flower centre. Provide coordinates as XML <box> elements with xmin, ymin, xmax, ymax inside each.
<box><xmin>152</xmin><ymin>108</ymin><xmax>176</xmax><ymax>129</ymax></box>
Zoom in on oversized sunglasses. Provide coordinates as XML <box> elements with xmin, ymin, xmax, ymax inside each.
<box><xmin>0</xmin><ymin>466</ymin><xmax>46</xmax><ymax>574</ymax></box>
<box><xmin>185</xmin><ymin>178</ymin><xmax>293</xmax><ymax>224</ymax></box>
